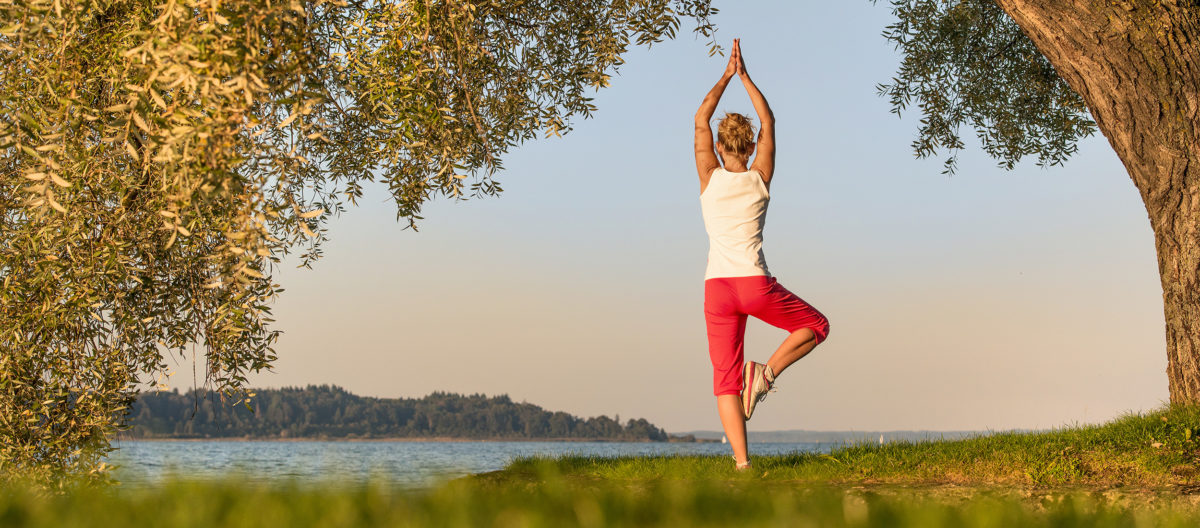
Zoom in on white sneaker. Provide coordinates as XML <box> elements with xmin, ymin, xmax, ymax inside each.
<box><xmin>741</xmin><ymin>361</ymin><xmax>775</xmax><ymax>421</ymax></box>
<box><xmin>734</xmin><ymin>456</ymin><xmax>752</xmax><ymax>471</ymax></box>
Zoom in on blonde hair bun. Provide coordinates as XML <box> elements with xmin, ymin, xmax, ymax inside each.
<box><xmin>717</xmin><ymin>112</ymin><xmax>755</xmax><ymax>157</ymax></box>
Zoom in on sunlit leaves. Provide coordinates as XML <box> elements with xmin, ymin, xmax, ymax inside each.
<box><xmin>875</xmin><ymin>0</ymin><xmax>1096</xmax><ymax>174</ymax></box>
<box><xmin>0</xmin><ymin>0</ymin><xmax>716</xmax><ymax>485</ymax></box>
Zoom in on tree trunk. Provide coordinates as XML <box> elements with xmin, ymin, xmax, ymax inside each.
<box><xmin>990</xmin><ymin>0</ymin><xmax>1200</xmax><ymax>402</ymax></box>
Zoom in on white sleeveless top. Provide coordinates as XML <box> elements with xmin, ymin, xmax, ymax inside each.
<box><xmin>700</xmin><ymin>168</ymin><xmax>771</xmax><ymax>279</ymax></box>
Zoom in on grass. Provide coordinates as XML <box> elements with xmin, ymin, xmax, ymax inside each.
<box><xmin>1</xmin><ymin>406</ymin><xmax>1199</xmax><ymax>527</ymax></box>
<box><xmin>488</xmin><ymin>405</ymin><xmax>1200</xmax><ymax>489</ymax></box>
<box><xmin>0</xmin><ymin>475</ymin><xmax>1198</xmax><ymax>527</ymax></box>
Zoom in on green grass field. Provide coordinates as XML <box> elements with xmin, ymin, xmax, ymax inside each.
<box><xmin>493</xmin><ymin>404</ymin><xmax>1200</xmax><ymax>489</ymax></box>
<box><xmin>0</xmin><ymin>479</ymin><xmax>1193</xmax><ymax>527</ymax></box>
<box><xmin>1</xmin><ymin>474</ymin><xmax>1198</xmax><ymax>527</ymax></box>
<box><xmin>2</xmin><ymin>406</ymin><xmax>1199</xmax><ymax>527</ymax></box>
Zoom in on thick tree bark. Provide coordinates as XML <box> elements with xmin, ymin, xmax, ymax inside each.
<box><xmin>990</xmin><ymin>0</ymin><xmax>1200</xmax><ymax>402</ymax></box>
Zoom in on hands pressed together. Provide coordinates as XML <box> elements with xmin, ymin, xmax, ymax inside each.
<box><xmin>724</xmin><ymin>38</ymin><xmax>749</xmax><ymax>79</ymax></box>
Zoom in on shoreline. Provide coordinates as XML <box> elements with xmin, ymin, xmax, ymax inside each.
<box><xmin>116</xmin><ymin>436</ymin><xmax>715</xmax><ymax>444</ymax></box>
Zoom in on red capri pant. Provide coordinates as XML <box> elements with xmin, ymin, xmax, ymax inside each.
<box><xmin>704</xmin><ymin>275</ymin><xmax>829</xmax><ymax>396</ymax></box>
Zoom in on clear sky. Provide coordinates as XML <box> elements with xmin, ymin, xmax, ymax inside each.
<box><xmin>168</xmin><ymin>2</ymin><xmax>1168</xmax><ymax>433</ymax></box>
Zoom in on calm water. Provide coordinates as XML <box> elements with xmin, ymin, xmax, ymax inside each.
<box><xmin>107</xmin><ymin>440</ymin><xmax>829</xmax><ymax>488</ymax></box>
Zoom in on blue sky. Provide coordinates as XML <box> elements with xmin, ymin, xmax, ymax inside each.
<box><xmin>188</xmin><ymin>2</ymin><xmax>1169</xmax><ymax>432</ymax></box>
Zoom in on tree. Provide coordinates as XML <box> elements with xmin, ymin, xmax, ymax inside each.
<box><xmin>876</xmin><ymin>0</ymin><xmax>1200</xmax><ymax>403</ymax></box>
<box><xmin>0</xmin><ymin>0</ymin><xmax>717</xmax><ymax>484</ymax></box>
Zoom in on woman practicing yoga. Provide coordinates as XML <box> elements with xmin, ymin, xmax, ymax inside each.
<box><xmin>694</xmin><ymin>39</ymin><xmax>831</xmax><ymax>471</ymax></box>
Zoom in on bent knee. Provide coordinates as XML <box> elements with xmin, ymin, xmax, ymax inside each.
<box><xmin>807</xmin><ymin>316</ymin><xmax>830</xmax><ymax>345</ymax></box>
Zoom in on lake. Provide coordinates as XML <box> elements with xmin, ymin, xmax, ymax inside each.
<box><xmin>107</xmin><ymin>440</ymin><xmax>831</xmax><ymax>488</ymax></box>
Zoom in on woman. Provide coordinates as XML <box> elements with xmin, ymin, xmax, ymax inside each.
<box><xmin>694</xmin><ymin>39</ymin><xmax>831</xmax><ymax>471</ymax></box>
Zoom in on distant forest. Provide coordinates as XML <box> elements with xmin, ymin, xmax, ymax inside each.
<box><xmin>126</xmin><ymin>385</ymin><xmax>678</xmax><ymax>441</ymax></box>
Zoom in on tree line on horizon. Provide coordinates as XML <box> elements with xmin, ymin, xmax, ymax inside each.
<box><xmin>125</xmin><ymin>385</ymin><xmax>673</xmax><ymax>442</ymax></box>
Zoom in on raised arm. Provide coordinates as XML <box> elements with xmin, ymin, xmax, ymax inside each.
<box><xmin>695</xmin><ymin>44</ymin><xmax>740</xmax><ymax>192</ymax></box>
<box><xmin>736</xmin><ymin>41</ymin><xmax>776</xmax><ymax>185</ymax></box>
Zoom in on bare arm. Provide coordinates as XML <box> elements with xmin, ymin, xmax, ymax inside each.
<box><xmin>695</xmin><ymin>44</ymin><xmax>740</xmax><ymax>192</ymax></box>
<box><xmin>736</xmin><ymin>42</ymin><xmax>776</xmax><ymax>185</ymax></box>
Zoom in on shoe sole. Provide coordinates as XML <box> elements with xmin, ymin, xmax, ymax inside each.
<box><xmin>743</xmin><ymin>362</ymin><xmax>763</xmax><ymax>420</ymax></box>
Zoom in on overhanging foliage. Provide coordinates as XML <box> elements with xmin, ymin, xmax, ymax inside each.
<box><xmin>0</xmin><ymin>0</ymin><xmax>716</xmax><ymax>485</ymax></box>
<box><xmin>875</xmin><ymin>0</ymin><xmax>1096</xmax><ymax>174</ymax></box>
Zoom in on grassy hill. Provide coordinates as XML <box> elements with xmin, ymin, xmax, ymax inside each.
<box><xmin>486</xmin><ymin>405</ymin><xmax>1200</xmax><ymax>489</ymax></box>
<box><xmin>7</xmin><ymin>406</ymin><xmax>1200</xmax><ymax>527</ymax></box>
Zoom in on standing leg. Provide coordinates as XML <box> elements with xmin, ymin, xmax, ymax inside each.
<box><xmin>705</xmin><ymin>278</ymin><xmax>752</xmax><ymax>468</ymax></box>
<box><xmin>717</xmin><ymin>394</ymin><xmax>749</xmax><ymax>466</ymax></box>
<box><xmin>708</xmin><ymin>311</ymin><xmax>748</xmax><ymax>467</ymax></box>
